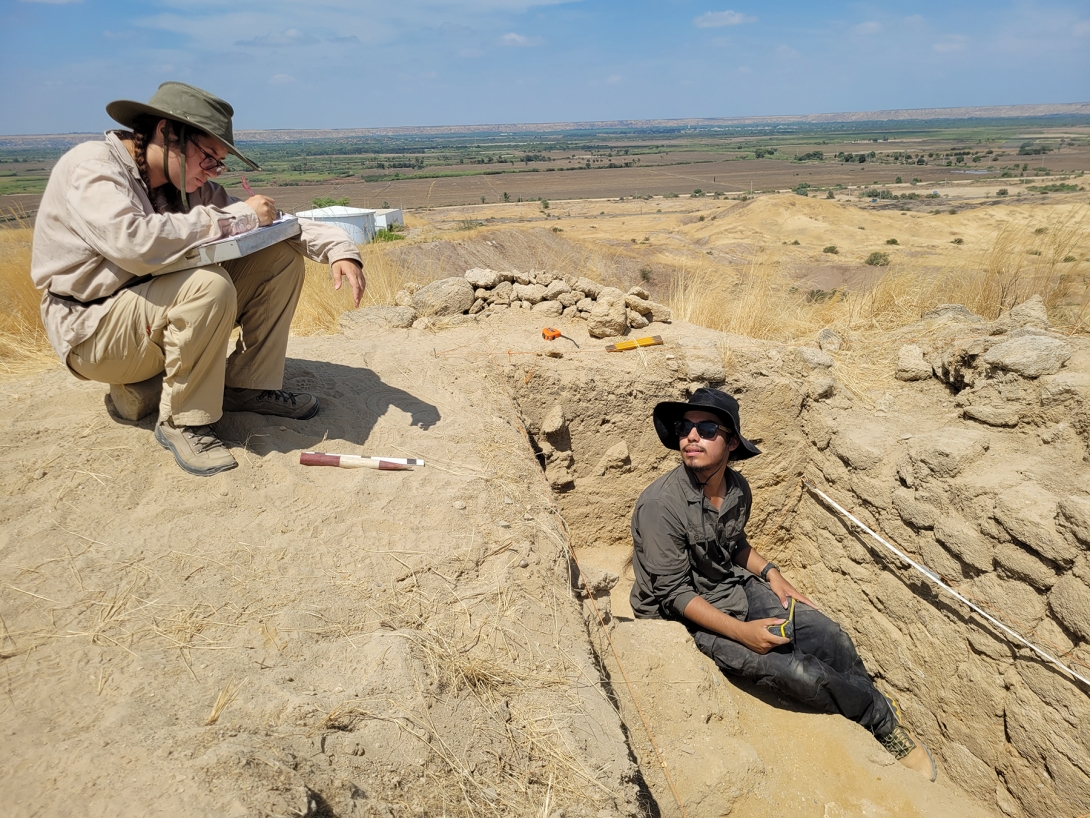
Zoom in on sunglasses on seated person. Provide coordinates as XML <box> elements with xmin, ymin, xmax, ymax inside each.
<box><xmin>674</xmin><ymin>419</ymin><xmax>732</xmax><ymax>440</ymax></box>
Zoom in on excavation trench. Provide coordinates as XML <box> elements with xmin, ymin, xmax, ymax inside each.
<box><xmin>500</xmin><ymin>317</ymin><xmax>1090</xmax><ymax>818</ymax></box>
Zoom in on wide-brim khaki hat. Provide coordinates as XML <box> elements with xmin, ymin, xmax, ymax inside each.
<box><xmin>106</xmin><ymin>81</ymin><xmax>260</xmax><ymax>171</ymax></box>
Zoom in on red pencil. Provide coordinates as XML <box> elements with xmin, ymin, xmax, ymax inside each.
<box><xmin>240</xmin><ymin>174</ymin><xmax>255</xmax><ymax>197</ymax></box>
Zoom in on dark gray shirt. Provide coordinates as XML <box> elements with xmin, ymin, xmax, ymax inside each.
<box><xmin>630</xmin><ymin>464</ymin><xmax>752</xmax><ymax>620</ymax></box>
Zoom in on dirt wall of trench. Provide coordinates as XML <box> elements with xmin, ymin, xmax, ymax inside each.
<box><xmin>508</xmin><ymin>304</ymin><xmax>1090</xmax><ymax>818</ymax></box>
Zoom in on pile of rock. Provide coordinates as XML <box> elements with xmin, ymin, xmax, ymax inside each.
<box><xmin>391</xmin><ymin>269</ymin><xmax>671</xmax><ymax>339</ymax></box>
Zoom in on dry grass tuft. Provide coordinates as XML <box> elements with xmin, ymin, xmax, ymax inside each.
<box><xmin>205</xmin><ymin>676</ymin><xmax>247</xmax><ymax>725</ymax></box>
<box><xmin>0</xmin><ymin>222</ymin><xmax>55</xmax><ymax>377</ymax></box>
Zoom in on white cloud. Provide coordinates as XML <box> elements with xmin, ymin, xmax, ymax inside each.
<box><xmin>903</xmin><ymin>14</ymin><xmax>925</xmax><ymax>26</ymax></box>
<box><xmin>605</xmin><ymin>74</ymin><xmax>622</xmax><ymax>85</ymax></box>
<box><xmin>1074</xmin><ymin>21</ymin><xmax>1090</xmax><ymax>36</ymax></box>
<box><xmin>500</xmin><ymin>31</ymin><xmax>540</xmax><ymax>46</ymax></box>
<box><xmin>933</xmin><ymin>34</ymin><xmax>968</xmax><ymax>52</ymax></box>
<box><xmin>774</xmin><ymin>44</ymin><xmax>800</xmax><ymax>58</ymax></box>
<box><xmin>270</xmin><ymin>74</ymin><xmax>296</xmax><ymax>85</ymax></box>
<box><xmin>694</xmin><ymin>11</ymin><xmax>756</xmax><ymax>29</ymax></box>
<box><xmin>852</xmin><ymin>21</ymin><xmax>882</xmax><ymax>35</ymax></box>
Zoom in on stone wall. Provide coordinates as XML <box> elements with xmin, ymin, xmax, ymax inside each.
<box><xmin>785</xmin><ymin>298</ymin><xmax>1090</xmax><ymax>817</ymax></box>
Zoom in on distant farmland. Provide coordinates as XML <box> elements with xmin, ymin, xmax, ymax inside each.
<box><xmin>2</xmin><ymin>115</ymin><xmax>1088</xmax><ymax>214</ymax></box>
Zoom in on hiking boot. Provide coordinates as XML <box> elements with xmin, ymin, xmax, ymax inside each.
<box><xmin>223</xmin><ymin>388</ymin><xmax>319</xmax><ymax>420</ymax></box>
<box><xmin>155</xmin><ymin>420</ymin><xmax>238</xmax><ymax>476</ymax></box>
<box><xmin>879</xmin><ymin>725</ymin><xmax>937</xmax><ymax>781</ymax></box>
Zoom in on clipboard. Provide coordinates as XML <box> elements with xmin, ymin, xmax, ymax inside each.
<box><xmin>157</xmin><ymin>215</ymin><xmax>302</xmax><ymax>274</ymax></box>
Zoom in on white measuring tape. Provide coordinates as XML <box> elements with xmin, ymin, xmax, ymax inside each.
<box><xmin>802</xmin><ymin>477</ymin><xmax>1090</xmax><ymax>691</ymax></box>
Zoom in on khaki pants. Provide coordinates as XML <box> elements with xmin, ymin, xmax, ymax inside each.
<box><xmin>68</xmin><ymin>241</ymin><xmax>306</xmax><ymax>426</ymax></box>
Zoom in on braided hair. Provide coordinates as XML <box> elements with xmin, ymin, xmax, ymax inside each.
<box><xmin>130</xmin><ymin>114</ymin><xmax>201</xmax><ymax>214</ymax></box>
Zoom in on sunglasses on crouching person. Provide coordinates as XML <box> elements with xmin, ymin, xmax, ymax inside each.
<box><xmin>674</xmin><ymin>419</ymin><xmax>732</xmax><ymax>440</ymax></box>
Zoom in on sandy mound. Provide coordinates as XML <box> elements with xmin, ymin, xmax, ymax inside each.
<box><xmin>2</xmin><ymin>301</ymin><xmax>1086</xmax><ymax>817</ymax></box>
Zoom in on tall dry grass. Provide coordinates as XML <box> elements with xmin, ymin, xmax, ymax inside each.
<box><xmin>668</xmin><ymin>207</ymin><xmax>1090</xmax><ymax>343</ymax></box>
<box><xmin>0</xmin><ymin>222</ymin><xmax>55</xmax><ymax>377</ymax></box>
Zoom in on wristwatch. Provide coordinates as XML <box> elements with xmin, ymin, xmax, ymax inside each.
<box><xmin>760</xmin><ymin>562</ymin><xmax>779</xmax><ymax>582</ymax></box>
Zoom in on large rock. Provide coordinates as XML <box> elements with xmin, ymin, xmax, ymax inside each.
<box><xmin>410</xmin><ymin>277</ymin><xmax>475</xmax><ymax>317</ymax></box>
<box><xmin>934</xmin><ymin>518</ymin><xmax>994</xmax><ymax>573</ymax></box>
<box><xmin>797</xmin><ymin>347</ymin><xmax>834</xmax><ymax>369</ymax></box>
<box><xmin>982</xmin><ymin>336</ymin><xmax>1071</xmax><ymax>378</ymax></box>
<box><xmin>596</xmin><ymin>286</ymin><xmax>626</xmax><ymax>305</ymax></box>
<box><xmin>512</xmin><ymin>283</ymin><xmax>547</xmax><ymax>305</ymax></box>
<box><xmin>624</xmin><ymin>294</ymin><xmax>653</xmax><ymax>315</ymax></box>
<box><xmin>895</xmin><ymin>344</ymin><xmax>933</xmax><ymax>381</ymax></box>
<box><xmin>572</xmin><ymin>276</ymin><xmax>602</xmax><ymax>299</ymax></box>
<box><xmin>543</xmin><ymin>279</ymin><xmax>571</xmax><ymax>300</ymax></box>
<box><xmin>990</xmin><ymin>294</ymin><xmax>1050</xmax><ymax>334</ymax></box>
<box><xmin>627</xmin><ymin>309</ymin><xmax>649</xmax><ymax>329</ymax></box>
<box><xmin>830</xmin><ymin>427</ymin><xmax>887</xmax><ymax>471</ymax></box>
<box><xmin>907</xmin><ymin>428</ymin><xmax>989</xmax><ymax>478</ymax></box>
<box><xmin>647</xmin><ymin>301</ymin><xmax>672</xmax><ymax>323</ymax></box>
<box><xmin>531</xmin><ymin>300</ymin><xmax>562</xmax><ymax>316</ymax></box>
<box><xmin>490</xmin><ymin>280</ymin><xmax>513</xmax><ymax>305</ymax></box>
<box><xmin>108</xmin><ymin>375</ymin><xmax>162</xmax><ymax>422</ymax></box>
<box><xmin>1048</xmin><ymin>574</ymin><xmax>1090</xmax><ymax>642</ymax></box>
<box><xmin>587</xmin><ymin>298</ymin><xmax>628</xmax><ymax>338</ymax></box>
<box><xmin>464</xmin><ymin>267</ymin><xmax>502</xmax><ymax>289</ymax></box>
<box><xmin>1057</xmin><ymin>495</ymin><xmax>1090</xmax><ymax>547</ymax></box>
<box><xmin>994</xmin><ymin>484</ymin><xmax>1078</xmax><ymax>566</ymax></box>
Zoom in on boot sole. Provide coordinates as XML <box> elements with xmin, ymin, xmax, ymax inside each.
<box><xmin>155</xmin><ymin>425</ymin><xmax>238</xmax><ymax>477</ymax></box>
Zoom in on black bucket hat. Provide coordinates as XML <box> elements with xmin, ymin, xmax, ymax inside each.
<box><xmin>652</xmin><ymin>387</ymin><xmax>761</xmax><ymax>460</ymax></box>
<box><xmin>106</xmin><ymin>82</ymin><xmax>260</xmax><ymax>171</ymax></box>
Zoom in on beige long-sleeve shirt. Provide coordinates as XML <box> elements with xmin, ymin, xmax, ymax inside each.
<box><xmin>31</xmin><ymin>131</ymin><xmax>363</xmax><ymax>366</ymax></box>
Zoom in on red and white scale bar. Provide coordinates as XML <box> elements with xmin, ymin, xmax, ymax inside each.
<box><xmin>299</xmin><ymin>452</ymin><xmax>424</xmax><ymax>470</ymax></box>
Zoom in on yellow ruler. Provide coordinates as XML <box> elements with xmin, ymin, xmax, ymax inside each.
<box><xmin>605</xmin><ymin>335</ymin><xmax>663</xmax><ymax>352</ymax></box>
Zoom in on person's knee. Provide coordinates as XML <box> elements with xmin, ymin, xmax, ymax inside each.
<box><xmin>179</xmin><ymin>267</ymin><xmax>237</xmax><ymax>323</ymax></box>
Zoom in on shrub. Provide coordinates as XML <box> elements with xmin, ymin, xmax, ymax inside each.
<box><xmin>826</xmin><ymin>190</ymin><xmax>835</xmax><ymax>199</ymax></box>
<box><xmin>885</xmin><ymin>238</ymin><xmax>899</xmax><ymax>245</ymax></box>
<box><xmin>640</xmin><ymin>267</ymin><xmax>653</xmax><ymax>282</ymax></box>
<box><xmin>794</xmin><ymin>183</ymin><xmax>810</xmax><ymax>196</ymax></box>
<box><xmin>663</xmin><ymin>192</ymin><xmax>679</xmax><ymax>198</ymax></box>
<box><xmin>895</xmin><ymin>177</ymin><xmax>902</xmax><ymax>184</ymax></box>
<box><xmin>311</xmin><ymin>196</ymin><xmax>350</xmax><ymax>208</ymax></box>
<box><xmin>691</xmin><ymin>189</ymin><xmax>704</xmax><ymax>197</ymax></box>
<box><xmin>372</xmin><ymin>229</ymin><xmax>404</xmax><ymax>243</ymax></box>
<box><xmin>698</xmin><ymin>215</ymin><xmax>706</xmax><ymax>221</ymax></box>
<box><xmin>790</xmin><ymin>239</ymin><xmax>800</xmax><ymax>245</ymax></box>
<box><xmin>823</xmin><ymin>245</ymin><xmax>839</xmax><ymax>254</ymax></box>
<box><xmin>949</xmin><ymin>208</ymin><xmax>958</xmax><ymax>215</ymax></box>
<box><xmin>951</xmin><ymin>238</ymin><xmax>964</xmax><ymax>245</ymax></box>
<box><xmin>996</xmin><ymin>188</ymin><xmax>1009</xmax><ymax>197</ymax></box>
<box><xmin>1063</xmin><ymin>255</ymin><xmax>1077</xmax><ymax>262</ymax></box>
<box><xmin>795</xmin><ymin>151</ymin><xmax>824</xmax><ymax>162</ymax></box>
<box><xmin>540</xmin><ymin>199</ymin><xmax>549</xmax><ymax>209</ymax></box>
<box><xmin>865</xmin><ymin>251</ymin><xmax>891</xmax><ymax>267</ymax></box>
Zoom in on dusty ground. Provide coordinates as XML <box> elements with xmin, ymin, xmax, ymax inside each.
<box><xmin>1</xmin><ymin>307</ymin><xmax>1012</xmax><ymax>818</ymax></box>
<box><xmin>3</xmin><ymin>186</ymin><xmax>1089</xmax><ymax>817</ymax></box>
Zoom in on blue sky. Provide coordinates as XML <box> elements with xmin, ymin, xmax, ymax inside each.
<box><xmin>1</xmin><ymin>0</ymin><xmax>1087</xmax><ymax>134</ymax></box>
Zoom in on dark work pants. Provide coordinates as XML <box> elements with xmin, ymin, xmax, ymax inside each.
<box><xmin>691</xmin><ymin>575</ymin><xmax>896</xmax><ymax>738</ymax></box>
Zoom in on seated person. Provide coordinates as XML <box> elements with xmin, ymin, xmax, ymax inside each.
<box><xmin>630</xmin><ymin>387</ymin><xmax>936</xmax><ymax>780</ymax></box>
<box><xmin>31</xmin><ymin>82</ymin><xmax>365</xmax><ymax>476</ymax></box>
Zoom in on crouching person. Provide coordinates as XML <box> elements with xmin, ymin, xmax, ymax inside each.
<box><xmin>31</xmin><ymin>82</ymin><xmax>365</xmax><ymax>476</ymax></box>
<box><xmin>630</xmin><ymin>387</ymin><xmax>936</xmax><ymax>780</ymax></box>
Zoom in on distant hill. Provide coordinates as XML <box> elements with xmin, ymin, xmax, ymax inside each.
<box><xmin>2</xmin><ymin>102</ymin><xmax>1088</xmax><ymax>148</ymax></box>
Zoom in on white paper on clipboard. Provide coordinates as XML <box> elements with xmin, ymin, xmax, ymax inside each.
<box><xmin>158</xmin><ymin>215</ymin><xmax>302</xmax><ymax>274</ymax></box>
